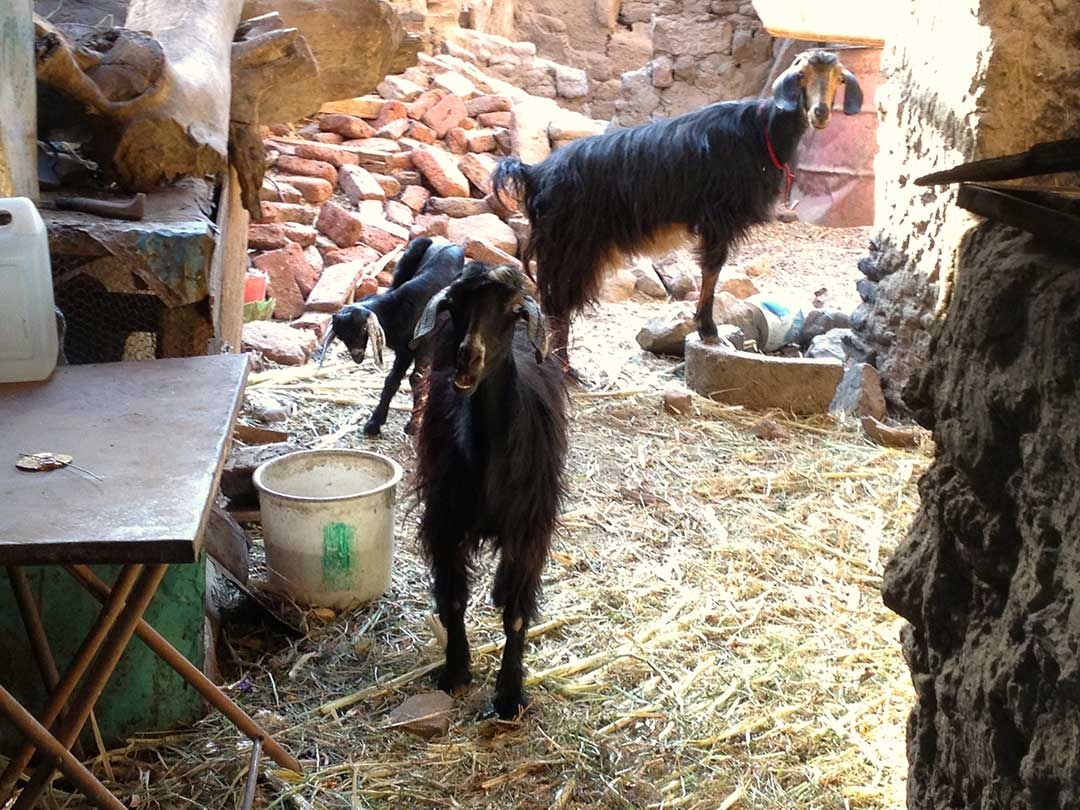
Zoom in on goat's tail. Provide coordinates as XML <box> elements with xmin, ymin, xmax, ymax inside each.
<box><xmin>491</xmin><ymin>157</ymin><xmax>530</xmax><ymax>212</ymax></box>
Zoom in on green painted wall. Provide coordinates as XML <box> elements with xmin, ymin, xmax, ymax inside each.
<box><xmin>0</xmin><ymin>562</ymin><xmax>206</xmax><ymax>753</ymax></box>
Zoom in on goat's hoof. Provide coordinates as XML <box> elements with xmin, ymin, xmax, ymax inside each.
<box><xmin>434</xmin><ymin>665</ymin><xmax>472</xmax><ymax>696</ymax></box>
<box><xmin>362</xmin><ymin>420</ymin><xmax>382</xmax><ymax>437</ymax></box>
<box><xmin>560</xmin><ymin>365</ymin><xmax>586</xmax><ymax>387</ymax></box>
<box><xmin>700</xmin><ymin>335</ymin><xmax>721</xmax><ymax>346</ymax></box>
<box><xmin>487</xmin><ymin>691</ymin><xmax>532</xmax><ymax>721</ymax></box>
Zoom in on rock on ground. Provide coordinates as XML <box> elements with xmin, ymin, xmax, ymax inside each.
<box><xmin>829</xmin><ymin>362</ymin><xmax>886</xmax><ymax>420</ymax></box>
<box><xmin>635</xmin><ymin>302</ymin><xmax>697</xmax><ymax>357</ymax></box>
<box><xmin>411</xmin><ymin>146</ymin><xmax>470</xmax><ymax>198</ymax></box>
<box><xmin>241</xmin><ymin>321</ymin><xmax>316</xmax><ymax>366</ymax></box>
<box><xmin>685</xmin><ymin>336</ymin><xmax>843</xmax><ymax>414</ymax></box>
<box><xmin>446</xmin><ymin>213</ymin><xmax>516</xmax><ymax>254</ymax></box>
<box><xmin>806</xmin><ymin>328</ymin><xmax>852</xmax><ymax>363</ymax></box>
<box><xmin>800</xmin><ymin>308</ymin><xmax>853</xmax><ymax>347</ymax></box>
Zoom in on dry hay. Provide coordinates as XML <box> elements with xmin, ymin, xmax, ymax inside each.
<box><xmin>24</xmin><ymin>224</ymin><xmax>927</xmax><ymax>810</ymax></box>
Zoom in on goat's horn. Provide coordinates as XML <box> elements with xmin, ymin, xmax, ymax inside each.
<box><xmin>488</xmin><ymin>264</ymin><xmax>520</xmax><ymax>287</ymax></box>
<box><xmin>520</xmin><ymin>295</ymin><xmax>549</xmax><ymax>362</ymax></box>
<box><xmin>411</xmin><ymin>286</ymin><xmax>451</xmax><ymax>350</ymax></box>
<box><xmin>366</xmin><ymin>312</ymin><xmax>386</xmax><ymax>368</ymax></box>
<box><xmin>318</xmin><ymin>325</ymin><xmax>336</xmax><ymax>370</ymax></box>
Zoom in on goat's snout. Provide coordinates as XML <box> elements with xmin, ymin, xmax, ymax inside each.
<box><xmin>811</xmin><ymin>102</ymin><xmax>831</xmax><ymax>127</ymax></box>
<box><xmin>454</xmin><ymin>338</ymin><xmax>486</xmax><ymax>393</ymax></box>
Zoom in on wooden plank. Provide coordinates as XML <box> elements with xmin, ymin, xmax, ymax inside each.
<box><xmin>0</xmin><ymin>0</ymin><xmax>38</xmax><ymax>200</ymax></box>
<box><xmin>916</xmin><ymin>138</ymin><xmax>1080</xmax><ymax>186</ymax></box>
<box><xmin>43</xmin><ymin>180</ymin><xmax>215</xmax><ymax>308</ymax></box>
<box><xmin>0</xmin><ymin>355</ymin><xmax>248</xmax><ymax>565</ymax></box>
<box><xmin>210</xmin><ymin>167</ymin><xmax>249</xmax><ymax>352</ymax></box>
<box><xmin>957</xmin><ymin>184</ymin><xmax>1080</xmax><ymax>249</ymax></box>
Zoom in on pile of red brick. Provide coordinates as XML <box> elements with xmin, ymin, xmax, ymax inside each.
<box><xmin>241</xmin><ymin>52</ymin><xmax>607</xmax><ymax>366</ymax></box>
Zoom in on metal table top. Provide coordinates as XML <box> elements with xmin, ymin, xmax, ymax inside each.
<box><xmin>0</xmin><ymin>355</ymin><xmax>247</xmax><ymax>565</ymax></box>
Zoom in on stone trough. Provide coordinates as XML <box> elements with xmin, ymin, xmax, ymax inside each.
<box><xmin>684</xmin><ymin>335</ymin><xmax>844</xmax><ymax>414</ymax></box>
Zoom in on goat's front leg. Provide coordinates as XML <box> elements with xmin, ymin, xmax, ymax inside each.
<box><xmin>695</xmin><ymin>241</ymin><xmax>729</xmax><ymax>343</ymax></box>
<box><xmin>547</xmin><ymin>314</ymin><xmax>585</xmax><ymax>385</ymax></box>
<box><xmin>404</xmin><ymin>359</ymin><xmax>427</xmax><ymax>436</ymax></box>
<box><xmin>490</xmin><ymin>556</ymin><xmax>542</xmax><ymax>719</ymax></box>
<box><xmin>364</xmin><ymin>351</ymin><xmax>412</xmax><ymax>436</ymax></box>
<box><xmin>548</xmin><ymin>314</ymin><xmax>572</xmax><ymax>372</ymax></box>
<box><xmin>429</xmin><ymin>536</ymin><xmax>473</xmax><ymax>694</ymax></box>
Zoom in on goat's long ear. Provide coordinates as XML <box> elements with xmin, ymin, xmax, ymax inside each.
<box><xmin>366</xmin><ymin>312</ymin><xmax>386</xmax><ymax>368</ymax></box>
<box><xmin>772</xmin><ymin>70</ymin><xmax>803</xmax><ymax>112</ymax></box>
<box><xmin>518</xmin><ymin>296</ymin><xmax>549</xmax><ymax>363</ymax></box>
<box><xmin>410</xmin><ymin>287</ymin><xmax>451</xmax><ymax>349</ymax></box>
<box><xmin>842</xmin><ymin>69</ymin><xmax>863</xmax><ymax>115</ymax></box>
<box><xmin>318</xmin><ymin>325</ymin><xmax>336</xmax><ymax>370</ymax></box>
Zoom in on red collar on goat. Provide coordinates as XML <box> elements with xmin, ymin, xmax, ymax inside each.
<box><xmin>758</xmin><ymin>100</ymin><xmax>796</xmax><ymax>205</ymax></box>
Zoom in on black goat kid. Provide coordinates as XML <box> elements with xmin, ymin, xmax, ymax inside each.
<box><xmin>411</xmin><ymin>261</ymin><xmax>568</xmax><ymax>719</ymax></box>
<box><xmin>321</xmin><ymin>236</ymin><xmax>464</xmax><ymax>435</ymax></box>
<box><xmin>492</xmin><ymin>49</ymin><xmax>863</xmax><ymax>368</ymax></box>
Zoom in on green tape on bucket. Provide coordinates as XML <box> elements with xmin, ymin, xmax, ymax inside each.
<box><xmin>322</xmin><ymin>522</ymin><xmax>355</xmax><ymax>589</ymax></box>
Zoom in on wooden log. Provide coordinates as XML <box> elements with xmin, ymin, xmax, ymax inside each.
<box><xmin>231</xmin><ymin>13</ymin><xmax>319</xmax><ymax>126</ymax></box>
<box><xmin>111</xmin><ymin>0</ymin><xmax>245</xmax><ymax>190</ymax></box>
<box><xmin>33</xmin><ymin>17</ymin><xmax>167</xmax><ymax>118</ymax></box>
<box><xmin>229</xmin><ymin>12</ymin><xmax>318</xmax><ymax>215</ymax></box>
<box><xmin>241</xmin><ymin>0</ymin><xmax>421</xmax><ymax>106</ymax></box>
<box><xmin>1</xmin><ymin>0</ymin><xmax>38</xmax><ymax>199</ymax></box>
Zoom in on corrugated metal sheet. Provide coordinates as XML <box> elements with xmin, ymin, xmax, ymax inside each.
<box><xmin>752</xmin><ymin>0</ymin><xmax>889</xmax><ymax>45</ymax></box>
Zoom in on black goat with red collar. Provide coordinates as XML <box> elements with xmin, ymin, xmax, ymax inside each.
<box><xmin>492</xmin><ymin>49</ymin><xmax>863</xmax><ymax>369</ymax></box>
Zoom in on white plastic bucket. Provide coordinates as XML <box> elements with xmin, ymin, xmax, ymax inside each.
<box><xmin>252</xmin><ymin>449</ymin><xmax>404</xmax><ymax>609</ymax></box>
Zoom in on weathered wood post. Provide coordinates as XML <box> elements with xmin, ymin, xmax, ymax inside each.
<box><xmin>0</xmin><ymin>0</ymin><xmax>38</xmax><ymax>200</ymax></box>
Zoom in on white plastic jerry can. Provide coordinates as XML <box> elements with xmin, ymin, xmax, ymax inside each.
<box><xmin>0</xmin><ymin>198</ymin><xmax>58</xmax><ymax>383</ymax></box>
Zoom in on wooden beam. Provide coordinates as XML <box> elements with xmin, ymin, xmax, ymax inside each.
<box><xmin>112</xmin><ymin>0</ymin><xmax>246</xmax><ymax>190</ymax></box>
<box><xmin>916</xmin><ymin>138</ymin><xmax>1080</xmax><ymax>186</ymax></box>
<box><xmin>209</xmin><ymin>166</ymin><xmax>249</xmax><ymax>352</ymax></box>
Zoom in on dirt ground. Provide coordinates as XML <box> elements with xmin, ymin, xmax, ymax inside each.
<box><xmin>38</xmin><ymin>222</ymin><xmax>931</xmax><ymax>810</ymax></box>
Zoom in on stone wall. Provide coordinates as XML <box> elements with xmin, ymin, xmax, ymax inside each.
<box><xmin>496</xmin><ymin>0</ymin><xmax>651</xmax><ymax>120</ymax></box>
<box><xmin>850</xmin><ymin>0</ymin><xmax>1080</xmax><ymax>411</ymax></box>
<box><xmin>613</xmin><ymin>0</ymin><xmax>774</xmax><ymax>125</ymax></box>
<box><xmin>442</xmin><ymin>28</ymin><xmax>593</xmax><ymax>112</ymax></box>
<box><xmin>883</xmin><ymin>222</ymin><xmax>1080</xmax><ymax>810</ymax></box>
<box><xmin>399</xmin><ymin>0</ymin><xmax>776</xmax><ymax>121</ymax></box>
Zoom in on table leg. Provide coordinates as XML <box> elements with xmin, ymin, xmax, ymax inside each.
<box><xmin>0</xmin><ymin>565</ymin><xmax>143</xmax><ymax>804</ymax></box>
<box><xmin>0</xmin><ymin>687</ymin><xmax>126</xmax><ymax>810</ymax></box>
<box><xmin>7</xmin><ymin>567</ymin><xmax>61</xmax><ymax>694</ymax></box>
<box><xmin>66</xmin><ymin>564</ymin><xmax>303</xmax><ymax>773</ymax></box>
<box><xmin>11</xmin><ymin>564</ymin><xmax>168</xmax><ymax>810</ymax></box>
<box><xmin>240</xmin><ymin>736</ymin><xmax>263</xmax><ymax>810</ymax></box>
<box><xmin>6</xmin><ymin>566</ymin><xmax>86</xmax><ymax>762</ymax></box>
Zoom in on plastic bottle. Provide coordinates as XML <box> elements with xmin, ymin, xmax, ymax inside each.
<box><xmin>0</xmin><ymin>198</ymin><xmax>58</xmax><ymax>383</ymax></box>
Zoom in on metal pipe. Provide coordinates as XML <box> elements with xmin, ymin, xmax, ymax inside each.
<box><xmin>6</xmin><ymin>566</ymin><xmax>86</xmax><ymax>762</ymax></box>
<box><xmin>65</xmin><ymin>565</ymin><xmax>302</xmax><ymax>773</ymax></box>
<box><xmin>240</xmin><ymin>736</ymin><xmax>263</xmax><ymax>810</ymax></box>
<box><xmin>0</xmin><ymin>565</ymin><xmax>143</xmax><ymax>804</ymax></box>
<box><xmin>7</xmin><ymin>567</ymin><xmax>61</xmax><ymax>693</ymax></box>
<box><xmin>0</xmin><ymin>687</ymin><xmax>125</xmax><ymax>810</ymax></box>
<box><xmin>12</xmin><ymin>565</ymin><xmax>168</xmax><ymax>810</ymax></box>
